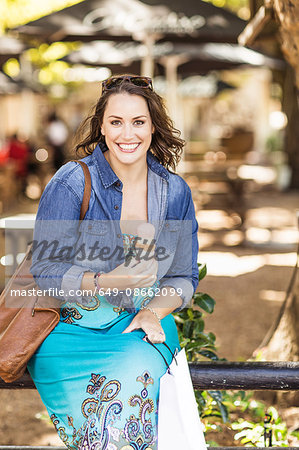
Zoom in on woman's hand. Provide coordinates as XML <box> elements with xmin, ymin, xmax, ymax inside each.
<box><xmin>122</xmin><ymin>309</ymin><xmax>165</xmax><ymax>343</ymax></box>
<box><xmin>100</xmin><ymin>223</ymin><xmax>158</xmax><ymax>291</ymax></box>
<box><xmin>82</xmin><ymin>223</ymin><xmax>158</xmax><ymax>292</ymax></box>
<box><xmin>100</xmin><ymin>255</ymin><xmax>158</xmax><ymax>291</ymax></box>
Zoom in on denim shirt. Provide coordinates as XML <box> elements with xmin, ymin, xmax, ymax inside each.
<box><xmin>31</xmin><ymin>143</ymin><xmax>199</xmax><ymax>311</ymax></box>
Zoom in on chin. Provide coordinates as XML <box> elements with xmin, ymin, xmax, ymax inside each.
<box><xmin>118</xmin><ymin>154</ymin><xmax>143</xmax><ymax>165</ymax></box>
<box><xmin>114</xmin><ymin>147</ymin><xmax>147</xmax><ymax>163</ymax></box>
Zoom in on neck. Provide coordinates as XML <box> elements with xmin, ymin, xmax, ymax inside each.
<box><xmin>104</xmin><ymin>151</ymin><xmax>148</xmax><ymax>185</ymax></box>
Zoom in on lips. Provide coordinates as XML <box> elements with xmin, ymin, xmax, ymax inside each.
<box><xmin>117</xmin><ymin>143</ymin><xmax>140</xmax><ymax>153</ymax></box>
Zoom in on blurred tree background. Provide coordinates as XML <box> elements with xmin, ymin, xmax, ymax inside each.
<box><xmin>0</xmin><ymin>0</ymin><xmax>249</xmax><ymax>33</ymax></box>
<box><xmin>0</xmin><ymin>0</ymin><xmax>82</xmax><ymax>32</ymax></box>
<box><xmin>1</xmin><ymin>0</ymin><xmax>299</xmax><ymax>446</ymax></box>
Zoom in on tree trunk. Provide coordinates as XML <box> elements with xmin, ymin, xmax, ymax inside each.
<box><xmin>281</xmin><ymin>66</ymin><xmax>299</xmax><ymax>189</ymax></box>
<box><xmin>271</xmin><ymin>0</ymin><xmax>299</xmax><ymax>188</ymax></box>
<box><xmin>273</xmin><ymin>0</ymin><xmax>299</xmax><ymax>89</ymax></box>
<box><xmin>254</xmin><ymin>242</ymin><xmax>299</xmax><ymax>361</ymax></box>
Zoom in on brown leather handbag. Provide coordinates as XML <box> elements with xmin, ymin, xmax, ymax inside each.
<box><xmin>0</xmin><ymin>161</ymin><xmax>91</xmax><ymax>382</ymax></box>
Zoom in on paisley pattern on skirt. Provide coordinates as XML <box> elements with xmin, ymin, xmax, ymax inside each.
<box><xmin>27</xmin><ymin>234</ymin><xmax>180</xmax><ymax>449</ymax></box>
<box><xmin>50</xmin><ymin>370</ymin><xmax>157</xmax><ymax>449</ymax></box>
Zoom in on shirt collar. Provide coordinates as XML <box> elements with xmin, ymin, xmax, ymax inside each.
<box><xmin>92</xmin><ymin>142</ymin><xmax>119</xmax><ymax>188</ymax></box>
<box><xmin>92</xmin><ymin>142</ymin><xmax>169</xmax><ymax>189</ymax></box>
<box><xmin>146</xmin><ymin>151</ymin><xmax>169</xmax><ymax>181</ymax></box>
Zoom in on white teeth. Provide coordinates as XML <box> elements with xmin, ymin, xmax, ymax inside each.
<box><xmin>118</xmin><ymin>143</ymin><xmax>139</xmax><ymax>150</ymax></box>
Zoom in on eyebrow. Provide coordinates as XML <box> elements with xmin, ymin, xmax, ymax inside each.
<box><xmin>108</xmin><ymin>115</ymin><xmax>147</xmax><ymax>119</ymax></box>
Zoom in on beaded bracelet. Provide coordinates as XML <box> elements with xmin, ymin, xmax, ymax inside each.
<box><xmin>93</xmin><ymin>272</ymin><xmax>103</xmax><ymax>291</ymax></box>
<box><xmin>140</xmin><ymin>305</ymin><xmax>161</xmax><ymax>323</ymax></box>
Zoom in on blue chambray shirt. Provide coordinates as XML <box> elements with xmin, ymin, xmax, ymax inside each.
<box><xmin>31</xmin><ymin>143</ymin><xmax>199</xmax><ymax>311</ymax></box>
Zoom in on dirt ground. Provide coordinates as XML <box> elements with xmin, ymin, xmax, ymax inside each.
<box><xmin>0</xmin><ymin>189</ymin><xmax>299</xmax><ymax>446</ymax></box>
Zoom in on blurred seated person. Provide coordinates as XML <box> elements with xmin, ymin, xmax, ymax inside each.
<box><xmin>45</xmin><ymin>112</ymin><xmax>68</xmax><ymax>170</ymax></box>
<box><xmin>7</xmin><ymin>133</ymin><xmax>29</xmax><ymax>193</ymax></box>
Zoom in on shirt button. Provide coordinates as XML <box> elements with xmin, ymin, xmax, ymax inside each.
<box><xmin>114</xmin><ymin>205</ymin><xmax>119</xmax><ymax>210</ymax></box>
<box><xmin>117</xmin><ymin>233</ymin><xmax>121</xmax><ymax>238</ymax></box>
<box><xmin>115</xmin><ymin>181</ymin><xmax>121</xmax><ymax>187</ymax></box>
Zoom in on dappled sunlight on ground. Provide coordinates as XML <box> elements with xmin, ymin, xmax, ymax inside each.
<box><xmin>198</xmin><ymin>210</ymin><xmax>242</xmax><ymax>230</ymax></box>
<box><xmin>195</xmin><ymin>189</ymin><xmax>299</xmax><ymax>361</ymax></box>
<box><xmin>246</xmin><ymin>207</ymin><xmax>297</xmax><ymax>228</ymax></box>
<box><xmin>198</xmin><ymin>251</ymin><xmax>297</xmax><ymax>277</ymax></box>
<box><xmin>198</xmin><ymin>200</ymin><xmax>298</xmax><ymax>250</ymax></box>
<box><xmin>259</xmin><ymin>289</ymin><xmax>286</xmax><ymax>302</ymax></box>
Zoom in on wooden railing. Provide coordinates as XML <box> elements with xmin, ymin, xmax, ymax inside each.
<box><xmin>1</xmin><ymin>361</ymin><xmax>299</xmax><ymax>390</ymax></box>
<box><xmin>1</xmin><ymin>361</ymin><xmax>298</xmax><ymax>449</ymax></box>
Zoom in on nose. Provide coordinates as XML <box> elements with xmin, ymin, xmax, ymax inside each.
<box><xmin>121</xmin><ymin>123</ymin><xmax>135</xmax><ymax>140</ymax></box>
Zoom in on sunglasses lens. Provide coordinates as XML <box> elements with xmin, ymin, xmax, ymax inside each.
<box><xmin>104</xmin><ymin>78</ymin><xmax>124</xmax><ymax>89</ymax></box>
<box><xmin>102</xmin><ymin>76</ymin><xmax>152</xmax><ymax>91</ymax></box>
<box><xmin>131</xmin><ymin>77</ymin><xmax>151</xmax><ymax>87</ymax></box>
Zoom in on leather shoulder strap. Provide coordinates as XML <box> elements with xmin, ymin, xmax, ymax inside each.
<box><xmin>74</xmin><ymin>160</ymin><xmax>91</xmax><ymax>220</ymax></box>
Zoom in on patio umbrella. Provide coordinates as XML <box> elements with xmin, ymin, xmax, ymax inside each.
<box><xmin>14</xmin><ymin>0</ymin><xmax>245</xmax><ymax>44</ymax></box>
<box><xmin>11</xmin><ymin>0</ymin><xmax>249</xmax><ymax>126</ymax></box>
<box><xmin>62</xmin><ymin>38</ymin><xmax>284</xmax><ymax>127</ymax></box>
<box><xmin>13</xmin><ymin>0</ymin><xmax>247</xmax><ymax>79</ymax></box>
<box><xmin>63</xmin><ymin>40</ymin><xmax>285</xmax><ymax>76</ymax></box>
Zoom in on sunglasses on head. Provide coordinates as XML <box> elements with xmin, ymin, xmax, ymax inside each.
<box><xmin>102</xmin><ymin>75</ymin><xmax>153</xmax><ymax>92</ymax></box>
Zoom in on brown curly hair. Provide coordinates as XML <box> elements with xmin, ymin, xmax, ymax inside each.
<box><xmin>75</xmin><ymin>76</ymin><xmax>185</xmax><ymax>171</ymax></box>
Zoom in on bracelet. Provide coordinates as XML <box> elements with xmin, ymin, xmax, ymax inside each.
<box><xmin>93</xmin><ymin>272</ymin><xmax>103</xmax><ymax>291</ymax></box>
<box><xmin>140</xmin><ymin>306</ymin><xmax>161</xmax><ymax>323</ymax></box>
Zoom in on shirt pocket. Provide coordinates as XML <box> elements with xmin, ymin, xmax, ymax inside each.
<box><xmin>158</xmin><ymin>220</ymin><xmax>181</xmax><ymax>256</ymax></box>
<box><xmin>77</xmin><ymin>221</ymin><xmax>122</xmax><ymax>272</ymax></box>
<box><xmin>78</xmin><ymin>220</ymin><xmax>110</xmax><ymax>248</ymax></box>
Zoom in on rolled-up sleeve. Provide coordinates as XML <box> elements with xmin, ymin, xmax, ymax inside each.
<box><xmin>30</xmin><ymin>172</ymin><xmax>91</xmax><ymax>303</ymax></box>
<box><xmin>159</xmin><ymin>186</ymin><xmax>199</xmax><ymax>311</ymax></box>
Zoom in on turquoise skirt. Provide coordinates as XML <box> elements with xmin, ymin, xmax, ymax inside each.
<box><xmin>27</xmin><ymin>305</ymin><xmax>180</xmax><ymax>449</ymax></box>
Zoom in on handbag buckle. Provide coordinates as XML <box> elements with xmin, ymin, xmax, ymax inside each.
<box><xmin>31</xmin><ymin>297</ymin><xmax>38</xmax><ymax>316</ymax></box>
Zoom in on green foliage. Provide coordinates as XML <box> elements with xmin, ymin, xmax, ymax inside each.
<box><xmin>224</xmin><ymin>391</ymin><xmax>291</xmax><ymax>446</ymax></box>
<box><xmin>202</xmin><ymin>0</ymin><xmax>250</xmax><ymax>20</ymax></box>
<box><xmin>174</xmin><ymin>264</ymin><xmax>217</xmax><ymax>362</ymax></box>
<box><xmin>173</xmin><ymin>263</ymin><xmax>296</xmax><ymax>448</ymax></box>
<box><xmin>2</xmin><ymin>0</ymin><xmax>82</xmax><ymax>32</ymax></box>
<box><xmin>173</xmin><ymin>263</ymin><xmax>229</xmax><ymax>422</ymax></box>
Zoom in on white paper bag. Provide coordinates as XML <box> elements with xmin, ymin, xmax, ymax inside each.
<box><xmin>158</xmin><ymin>348</ymin><xmax>207</xmax><ymax>450</ymax></box>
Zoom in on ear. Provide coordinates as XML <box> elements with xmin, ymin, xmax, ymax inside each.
<box><xmin>151</xmin><ymin>125</ymin><xmax>155</xmax><ymax>134</ymax></box>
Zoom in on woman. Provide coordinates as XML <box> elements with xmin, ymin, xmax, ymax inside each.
<box><xmin>29</xmin><ymin>75</ymin><xmax>199</xmax><ymax>449</ymax></box>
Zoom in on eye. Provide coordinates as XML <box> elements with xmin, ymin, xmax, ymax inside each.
<box><xmin>134</xmin><ymin>120</ymin><xmax>145</xmax><ymax>126</ymax></box>
<box><xmin>111</xmin><ymin>120</ymin><xmax>121</xmax><ymax>126</ymax></box>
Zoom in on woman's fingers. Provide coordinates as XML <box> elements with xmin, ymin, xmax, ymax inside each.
<box><xmin>140</xmin><ymin>325</ymin><xmax>166</xmax><ymax>344</ymax></box>
<box><xmin>105</xmin><ymin>255</ymin><xmax>158</xmax><ymax>290</ymax></box>
<box><xmin>122</xmin><ymin>325</ymin><xmax>133</xmax><ymax>334</ymax></box>
<box><xmin>124</xmin><ymin>326</ymin><xmax>165</xmax><ymax>343</ymax></box>
<box><xmin>122</xmin><ymin>322</ymin><xmax>138</xmax><ymax>334</ymax></box>
<box><xmin>128</xmin><ymin>256</ymin><xmax>156</xmax><ymax>271</ymax></box>
<box><xmin>123</xmin><ymin>311</ymin><xmax>166</xmax><ymax>343</ymax></box>
<box><xmin>126</xmin><ymin>258</ymin><xmax>158</xmax><ymax>286</ymax></box>
<box><xmin>143</xmin><ymin>330</ymin><xmax>166</xmax><ymax>344</ymax></box>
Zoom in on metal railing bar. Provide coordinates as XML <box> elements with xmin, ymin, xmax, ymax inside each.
<box><xmin>1</xmin><ymin>361</ymin><xmax>299</xmax><ymax>390</ymax></box>
<box><xmin>0</xmin><ymin>447</ymin><xmax>298</xmax><ymax>450</ymax></box>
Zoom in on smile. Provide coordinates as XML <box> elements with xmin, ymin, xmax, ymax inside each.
<box><xmin>117</xmin><ymin>143</ymin><xmax>140</xmax><ymax>153</ymax></box>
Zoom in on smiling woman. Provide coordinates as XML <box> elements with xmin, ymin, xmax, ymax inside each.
<box><xmin>27</xmin><ymin>74</ymin><xmax>201</xmax><ymax>449</ymax></box>
<box><xmin>76</xmin><ymin>74</ymin><xmax>184</xmax><ymax>171</ymax></box>
<box><xmin>101</xmin><ymin>93</ymin><xmax>154</xmax><ymax>169</ymax></box>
